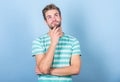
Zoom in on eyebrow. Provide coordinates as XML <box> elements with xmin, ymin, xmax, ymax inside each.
<box><xmin>46</xmin><ymin>12</ymin><xmax>59</xmax><ymax>16</ymax></box>
<box><xmin>55</xmin><ymin>12</ymin><xmax>59</xmax><ymax>15</ymax></box>
<box><xmin>46</xmin><ymin>15</ymin><xmax>51</xmax><ymax>18</ymax></box>
<box><xmin>46</xmin><ymin>12</ymin><xmax>60</xmax><ymax>19</ymax></box>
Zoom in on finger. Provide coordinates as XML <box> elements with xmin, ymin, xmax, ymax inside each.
<box><xmin>52</xmin><ymin>27</ymin><xmax>57</xmax><ymax>33</ymax></box>
<box><xmin>54</xmin><ymin>27</ymin><xmax>60</xmax><ymax>34</ymax></box>
<box><xmin>49</xmin><ymin>27</ymin><xmax>54</xmax><ymax>33</ymax></box>
<box><xmin>56</xmin><ymin>31</ymin><xmax>61</xmax><ymax>37</ymax></box>
<box><xmin>57</xmin><ymin>34</ymin><xmax>62</xmax><ymax>38</ymax></box>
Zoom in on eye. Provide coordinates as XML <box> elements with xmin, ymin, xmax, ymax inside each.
<box><xmin>47</xmin><ymin>15</ymin><xmax>52</xmax><ymax>20</ymax></box>
<box><xmin>55</xmin><ymin>13</ymin><xmax>59</xmax><ymax>17</ymax></box>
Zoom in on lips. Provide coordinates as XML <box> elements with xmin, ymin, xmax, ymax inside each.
<box><xmin>51</xmin><ymin>21</ymin><xmax>59</xmax><ymax>27</ymax></box>
<box><xmin>52</xmin><ymin>21</ymin><xmax>58</xmax><ymax>24</ymax></box>
<box><xmin>49</xmin><ymin>20</ymin><xmax>61</xmax><ymax>29</ymax></box>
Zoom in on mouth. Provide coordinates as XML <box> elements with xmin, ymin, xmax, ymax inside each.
<box><xmin>52</xmin><ymin>22</ymin><xmax>59</xmax><ymax>27</ymax></box>
<box><xmin>50</xmin><ymin>21</ymin><xmax>61</xmax><ymax>29</ymax></box>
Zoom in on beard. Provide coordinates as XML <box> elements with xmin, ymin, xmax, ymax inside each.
<box><xmin>49</xmin><ymin>21</ymin><xmax>61</xmax><ymax>30</ymax></box>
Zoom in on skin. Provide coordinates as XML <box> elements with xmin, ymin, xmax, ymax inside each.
<box><xmin>35</xmin><ymin>9</ymin><xmax>81</xmax><ymax>76</ymax></box>
<box><xmin>45</xmin><ymin>9</ymin><xmax>62</xmax><ymax>30</ymax></box>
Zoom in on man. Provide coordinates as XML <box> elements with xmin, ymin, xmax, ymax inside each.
<box><xmin>32</xmin><ymin>4</ymin><xmax>81</xmax><ymax>82</ymax></box>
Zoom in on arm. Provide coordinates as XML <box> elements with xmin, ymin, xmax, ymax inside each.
<box><xmin>35</xmin><ymin>44</ymin><xmax>56</xmax><ymax>74</ymax></box>
<box><xmin>35</xmin><ymin>27</ymin><xmax>63</xmax><ymax>74</ymax></box>
<box><xmin>50</xmin><ymin>55</ymin><xmax>81</xmax><ymax>76</ymax></box>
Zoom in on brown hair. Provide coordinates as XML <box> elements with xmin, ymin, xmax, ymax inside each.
<box><xmin>42</xmin><ymin>4</ymin><xmax>61</xmax><ymax>20</ymax></box>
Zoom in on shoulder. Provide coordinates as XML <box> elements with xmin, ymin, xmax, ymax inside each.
<box><xmin>32</xmin><ymin>33</ymin><xmax>48</xmax><ymax>43</ymax></box>
<box><xmin>63</xmin><ymin>33</ymin><xmax>79</xmax><ymax>42</ymax></box>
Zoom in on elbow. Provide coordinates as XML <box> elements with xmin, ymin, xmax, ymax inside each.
<box><xmin>39</xmin><ymin>66</ymin><xmax>50</xmax><ymax>74</ymax></box>
<box><xmin>41</xmin><ymin>69</ymin><xmax>50</xmax><ymax>74</ymax></box>
<box><xmin>74</xmin><ymin>68</ymin><xmax>80</xmax><ymax>75</ymax></box>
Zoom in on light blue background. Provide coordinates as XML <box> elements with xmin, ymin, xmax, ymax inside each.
<box><xmin>0</xmin><ymin>0</ymin><xmax>120</xmax><ymax>82</ymax></box>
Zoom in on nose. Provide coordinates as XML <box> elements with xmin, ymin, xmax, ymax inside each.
<box><xmin>52</xmin><ymin>16</ymin><xmax>57</xmax><ymax>21</ymax></box>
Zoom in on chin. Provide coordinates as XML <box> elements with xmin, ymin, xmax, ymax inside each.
<box><xmin>50</xmin><ymin>24</ymin><xmax>61</xmax><ymax>29</ymax></box>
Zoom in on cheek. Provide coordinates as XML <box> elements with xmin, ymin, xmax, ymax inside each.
<box><xmin>46</xmin><ymin>20</ymin><xmax>52</xmax><ymax>25</ymax></box>
<box><xmin>57</xmin><ymin>17</ymin><xmax>61</xmax><ymax>21</ymax></box>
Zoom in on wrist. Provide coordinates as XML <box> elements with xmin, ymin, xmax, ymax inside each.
<box><xmin>49</xmin><ymin>68</ymin><xmax>54</xmax><ymax>75</ymax></box>
<box><xmin>51</xmin><ymin>42</ymin><xmax>57</xmax><ymax>47</ymax></box>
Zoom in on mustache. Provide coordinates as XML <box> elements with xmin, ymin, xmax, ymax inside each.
<box><xmin>51</xmin><ymin>21</ymin><xmax>59</xmax><ymax>24</ymax></box>
<box><xmin>50</xmin><ymin>22</ymin><xmax>61</xmax><ymax>30</ymax></box>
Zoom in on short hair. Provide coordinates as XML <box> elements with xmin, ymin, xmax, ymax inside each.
<box><xmin>42</xmin><ymin>4</ymin><xmax>61</xmax><ymax>20</ymax></box>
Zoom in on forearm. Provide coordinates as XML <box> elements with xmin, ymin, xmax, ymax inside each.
<box><xmin>39</xmin><ymin>44</ymin><xmax>56</xmax><ymax>73</ymax></box>
<box><xmin>50</xmin><ymin>66</ymin><xmax>80</xmax><ymax>76</ymax></box>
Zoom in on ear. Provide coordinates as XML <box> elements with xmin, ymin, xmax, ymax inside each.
<box><xmin>60</xmin><ymin>16</ymin><xmax>62</xmax><ymax>20</ymax></box>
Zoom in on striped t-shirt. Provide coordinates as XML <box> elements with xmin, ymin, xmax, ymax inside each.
<box><xmin>32</xmin><ymin>33</ymin><xmax>81</xmax><ymax>82</ymax></box>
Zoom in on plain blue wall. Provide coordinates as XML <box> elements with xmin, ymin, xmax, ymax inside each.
<box><xmin>0</xmin><ymin>0</ymin><xmax>120</xmax><ymax>82</ymax></box>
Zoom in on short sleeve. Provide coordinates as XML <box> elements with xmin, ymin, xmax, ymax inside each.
<box><xmin>72</xmin><ymin>39</ymin><xmax>81</xmax><ymax>56</ymax></box>
<box><xmin>32</xmin><ymin>38</ymin><xmax>45</xmax><ymax>57</ymax></box>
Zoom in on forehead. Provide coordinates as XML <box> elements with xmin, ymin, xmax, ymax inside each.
<box><xmin>45</xmin><ymin>9</ymin><xmax>59</xmax><ymax>16</ymax></box>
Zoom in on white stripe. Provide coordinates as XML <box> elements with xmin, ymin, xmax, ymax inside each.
<box><xmin>61</xmin><ymin>37</ymin><xmax>75</xmax><ymax>40</ymax></box>
<box><xmin>52</xmin><ymin>64</ymin><xmax>69</xmax><ymax>67</ymax></box>
<box><xmin>44</xmin><ymin>37</ymin><xmax>50</xmax><ymax>40</ymax></box>
<box><xmin>73</xmin><ymin>41</ymin><xmax>78</xmax><ymax>44</ymax></box>
<box><xmin>45</xmin><ymin>41</ymin><xmax>72</xmax><ymax>44</ymax></box>
<box><xmin>53</xmin><ymin>59</ymin><xmax>69</xmax><ymax>62</ymax></box>
<box><xmin>32</xmin><ymin>49</ymin><xmax>43</xmax><ymax>53</ymax></box>
<box><xmin>73</xmin><ymin>50</ymin><xmax>80</xmax><ymax>52</ymax></box>
<box><xmin>45</xmin><ymin>46</ymin><xmax>72</xmax><ymax>49</ymax></box>
<box><xmin>55</xmin><ymin>45</ymin><xmax>72</xmax><ymax>48</ymax></box>
<box><xmin>33</xmin><ymin>41</ymin><xmax>40</xmax><ymax>44</ymax></box>
<box><xmin>36</xmin><ymin>38</ymin><xmax>40</xmax><ymax>41</ymax></box>
<box><xmin>38</xmin><ymin>77</ymin><xmax>72</xmax><ymax>80</ymax></box>
<box><xmin>59</xmin><ymin>41</ymin><xmax>72</xmax><ymax>43</ymax></box>
<box><xmin>54</xmin><ymin>54</ymin><xmax>71</xmax><ymax>57</ymax></box>
<box><xmin>55</xmin><ymin>50</ymin><xmax>71</xmax><ymax>52</ymax></box>
<box><xmin>73</xmin><ymin>45</ymin><xmax>80</xmax><ymax>48</ymax></box>
<box><xmin>32</xmin><ymin>45</ymin><xmax>41</xmax><ymax>48</ymax></box>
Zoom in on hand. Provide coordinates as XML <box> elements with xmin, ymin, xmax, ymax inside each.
<box><xmin>49</xmin><ymin>27</ymin><xmax>63</xmax><ymax>45</ymax></box>
<box><xmin>35</xmin><ymin>66</ymin><xmax>42</xmax><ymax>74</ymax></box>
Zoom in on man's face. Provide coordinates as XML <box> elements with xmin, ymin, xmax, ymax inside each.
<box><xmin>45</xmin><ymin>9</ymin><xmax>62</xmax><ymax>29</ymax></box>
